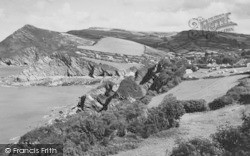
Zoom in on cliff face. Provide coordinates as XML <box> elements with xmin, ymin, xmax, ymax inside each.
<box><xmin>0</xmin><ymin>25</ymin><xmax>124</xmax><ymax>84</ymax></box>
<box><xmin>0</xmin><ymin>25</ymin><xmax>94</xmax><ymax>58</ymax></box>
<box><xmin>12</xmin><ymin>53</ymin><xmax>120</xmax><ymax>82</ymax></box>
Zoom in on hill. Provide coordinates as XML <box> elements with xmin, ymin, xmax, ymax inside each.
<box><xmin>67</xmin><ymin>28</ymin><xmax>168</xmax><ymax>47</ymax></box>
<box><xmin>0</xmin><ymin>25</ymin><xmax>169</xmax><ymax>86</ymax></box>
<box><xmin>68</xmin><ymin>28</ymin><xmax>250</xmax><ymax>53</ymax></box>
<box><xmin>78</xmin><ymin>37</ymin><xmax>145</xmax><ymax>56</ymax></box>
<box><xmin>0</xmin><ymin>24</ymin><xmax>93</xmax><ymax>58</ymax></box>
<box><xmin>163</xmin><ymin>30</ymin><xmax>250</xmax><ymax>53</ymax></box>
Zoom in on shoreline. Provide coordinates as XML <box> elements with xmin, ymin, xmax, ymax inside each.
<box><xmin>0</xmin><ymin>84</ymin><xmax>97</xmax><ymax>144</ymax></box>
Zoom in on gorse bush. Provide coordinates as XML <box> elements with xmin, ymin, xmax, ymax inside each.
<box><xmin>181</xmin><ymin>99</ymin><xmax>207</xmax><ymax>113</ymax></box>
<box><xmin>117</xmin><ymin>77</ymin><xmax>144</xmax><ymax>99</ymax></box>
<box><xmin>171</xmin><ymin>114</ymin><xmax>250</xmax><ymax>156</ymax></box>
<box><xmin>209</xmin><ymin>95</ymin><xmax>233</xmax><ymax>110</ymax></box>
<box><xmin>170</xmin><ymin>138</ymin><xmax>223</xmax><ymax>156</ymax></box>
<box><xmin>239</xmin><ymin>93</ymin><xmax>250</xmax><ymax>104</ymax></box>
<box><xmin>128</xmin><ymin>95</ymin><xmax>185</xmax><ymax>138</ymax></box>
<box><xmin>212</xmin><ymin>115</ymin><xmax>250</xmax><ymax>156</ymax></box>
<box><xmin>18</xmin><ymin>111</ymin><xmax>127</xmax><ymax>156</ymax></box>
<box><xmin>16</xmin><ymin>96</ymin><xmax>184</xmax><ymax>155</ymax></box>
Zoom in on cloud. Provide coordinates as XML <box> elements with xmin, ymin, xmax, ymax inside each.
<box><xmin>26</xmin><ymin>2</ymin><xmax>91</xmax><ymax>31</ymax></box>
<box><xmin>0</xmin><ymin>8</ymin><xmax>5</xmax><ymax>18</ymax></box>
<box><xmin>0</xmin><ymin>0</ymin><xmax>250</xmax><ymax>41</ymax></box>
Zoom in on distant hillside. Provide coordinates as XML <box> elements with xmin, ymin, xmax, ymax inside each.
<box><xmin>162</xmin><ymin>30</ymin><xmax>250</xmax><ymax>53</ymax></box>
<box><xmin>0</xmin><ymin>24</ymin><xmax>93</xmax><ymax>58</ymax></box>
<box><xmin>0</xmin><ymin>25</ymin><xmax>168</xmax><ymax>83</ymax></box>
<box><xmin>68</xmin><ymin>28</ymin><xmax>250</xmax><ymax>53</ymax></box>
<box><xmin>67</xmin><ymin>28</ymin><xmax>166</xmax><ymax>47</ymax></box>
<box><xmin>78</xmin><ymin>37</ymin><xmax>145</xmax><ymax>56</ymax></box>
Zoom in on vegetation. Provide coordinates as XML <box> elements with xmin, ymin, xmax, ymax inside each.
<box><xmin>171</xmin><ymin>138</ymin><xmax>223</xmax><ymax>156</ymax></box>
<box><xmin>171</xmin><ymin>114</ymin><xmax>250</xmax><ymax>156</ymax></box>
<box><xmin>209</xmin><ymin>95</ymin><xmax>234</xmax><ymax>110</ymax></box>
<box><xmin>215</xmin><ymin>54</ymin><xmax>238</xmax><ymax>65</ymax></box>
<box><xmin>128</xmin><ymin>95</ymin><xmax>185</xmax><ymax>138</ymax></box>
<box><xmin>138</xmin><ymin>58</ymin><xmax>187</xmax><ymax>94</ymax></box>
<box><xmin>139</xmin><ymin>95</ymin><xmax>153</xmax><ymax>105</ymax></box>
<box><xmin>181</xmin><ymin>99</ymin><xmax>207</xmax><ymax>113</ymax></box>
<box><xmin>117</xmin><ymin>77</ymin><xmax>144</xmax><ymax>99</ymax></box>
<box><xmin>14</xmin><ymin>94</ymin><xmax>185</xmax><ymax>156</ymax></box>
<box><xmin>208</xmin><ymin>77</ymin><xmax>250</xmax><ymax>110</ymax></box>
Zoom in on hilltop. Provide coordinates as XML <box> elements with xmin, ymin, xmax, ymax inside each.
<box><xmin>68</xmin><ymin>28</ymin><xmax>250</xmax><ymax>53</ymax></box>
<box><xmin>0</xmin><ymin>25</ymin><xmax>168</xmax><ymax>86</ymax></box>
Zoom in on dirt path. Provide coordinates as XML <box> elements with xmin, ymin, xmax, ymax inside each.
<box><xmin>113</xmin><ymin>105</ymin><xmax>250</xmax><ymax>156</ymax></box>
<box><xmin>148</xmin><ymin>75</ymin><xmax>248</xmax><ymax>108</ymax></box>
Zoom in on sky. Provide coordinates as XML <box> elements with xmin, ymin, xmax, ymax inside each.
<box><xmin>0</xmin><ymin>0</ymin><xmax>250</xmax><ymax>41</ymax></box>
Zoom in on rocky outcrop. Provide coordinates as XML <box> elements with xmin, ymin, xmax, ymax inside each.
<box><xmin>0</xmin><ymin>25</ymin><xmax>94</xmax><ymax>58</ymax></box>
<box><xmin>77</xmin><ymin>81</ymin><xmax>120</xmax><ymax>112</ymax></box>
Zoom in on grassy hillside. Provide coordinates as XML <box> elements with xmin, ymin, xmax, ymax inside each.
<box><xmin>78</xmin><ymin>37</ymin><xmax>145</xmax><ymax>56</ymax></box>
<box><xmin>68</xmin><ymin>28</ymin><xmax>250</xmax><ymax>53</ymax></box>
<box><xmin>0</xmin><ymin>25</ymin><xmax>93</xmax><ymax>58</ymax></box>
<box><xmin>67</xmin><ymin>28</ymin><xmax>164</xmax><ymax>47</ymax></box>
<box><xmin>160</xmin><ymin>30</ymin><xmax>250</xmax><ymax>53</ymax></box>
<box><xmin>148</xmin><ymin>75</ymin><xmax>248</xmax><ymax>108</ymax></box>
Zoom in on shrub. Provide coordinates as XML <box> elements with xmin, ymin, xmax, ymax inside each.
<box><xmin>181</xmin><ymin>99</ymin><xmax>207</xmax><ymax>113</ymax></box>
<box><xmin>158</xmin><ymin>95</ymin><xmax>185</xmax><ymax>121</ymax></box>
<box><xmin>212</xmin><ymin>115</ymin><xmax>250</xmax><ymax>155</ymax></box>
<box><xmin>212</xmin><ymin>126</ymin><xmax>243</xmax><ymax>155</ymax></box>
<box><xmin>170</xmin><ymin>138</ymin><xmax>223</xmax><ymax>156</ymax></box>
<box><xmin>208</xmin><ymin>96</ymin><xmax>233</xmax><ymax>110</ymax></box>
<box><xmin>171</xmin><ymin>112</ymin><xmax>250</xmax><ymax>156</ymax></box>
<box><xmin>128</xmin><ymin>95</ymin><xmax>185</xmax><ymax>138</ymax></box>
<box><xmin>120</xmin><ymin>101</ymin><xmax>146</xmax><ymax>122</ymax></box>
<box><xmin>239</xmin><ymin>94</ymin><xmax>250</xmax><ymax>104</ymax></box>
<box><xmin>117</xmin><ymin>77</ymin><xmax>143</xmax><ymax>99</ymax></box>
<box><xmin>226</xmin><ymin>86</ymin><xmax>247</xmax><ymax>101</ymax></box>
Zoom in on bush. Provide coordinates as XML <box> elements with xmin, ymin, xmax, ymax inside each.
<box><xmin>158</xmin><ymin>95</ymin><xmax>185</xmax><ymax>121</ymax></box>
<box><xmin>226</xmin><ymin>86</ymin><xmax>248</xmax><ymax>101</ymax></box>
<box><xmin>212</xmin><ymin>115</ymin><xmax>250</xmax><ymax>155</ymax></box>
<box><xmin>170</xmin><ymin>138</ymin><xmax>223</xmax><ymax>156</ymax></box>
<box><xmin>181</xmin><ymin>99</ymin><xmax>207</xmax><ymax>113</ymax></box>
<box><xmin>239</xmin><ymin>94</ymin><xmax>250</xmax><ymax>104</ymax></box>
<box><xmin>119</xmin><ymin>101</ymin><xmax>146</xmax><ymax>122</ymax></box>
<box><xmin>171</xmin><ymin>114</ymin><xmax>250</xmax><ymax>156</ymax></box>
<box><xmin>208</xmin><ymin>96</ymin><xmax>233</xmax><ymax>110</ymax></box>
<box><xmin>128</xmin><ymin>95</ymin><xmax>185</xmax><ymax>138</ymax></box>
<box><xmin>117</xmin><ymin>77</ymin><xmax>143</xmax><ymax>99</ymax></box>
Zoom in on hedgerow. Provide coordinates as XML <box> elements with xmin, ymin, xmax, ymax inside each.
<box><xmin>181</xmin><ymin>99</ymin><xmax>207</xmax><ymax>113</ymax></box>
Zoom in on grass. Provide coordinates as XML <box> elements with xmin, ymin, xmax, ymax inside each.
<box><xmin>78</xmin><ymin>37</ymin><xmax>145</xmax><ymax>56</ymax></box>
<box><xmin>148</xmin><ymin>75</ymin><xmax>248</xmax><ymax>108</ymax></box>
<box><xmin>112</xmin><ymin>104</ymin><xmax>250</xmax><ymax>156</ymax></box>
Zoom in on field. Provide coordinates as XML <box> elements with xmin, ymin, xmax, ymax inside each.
<box><xmin>81</xmin><ymin>57</ymin><xmax>143</xmax><ymax>70</ymax></box>
<box><xmin>185</xmin><ymin>66</ymin><xmax>250</xmax><ymax>79</ymax></box>
<box><xmin>113</xmin><ymin>104</ymin><xmax>250</xmax><ymax>156</ymax></box>
<box><xmin>78</xmin><ymin>37</ymin><xmax>145</xmax><ymax>56</ymax></box>
<box><xmin>148</xmin><ymin>75</ymin><xmax>248</xmax><ymax>108</ymax></box>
